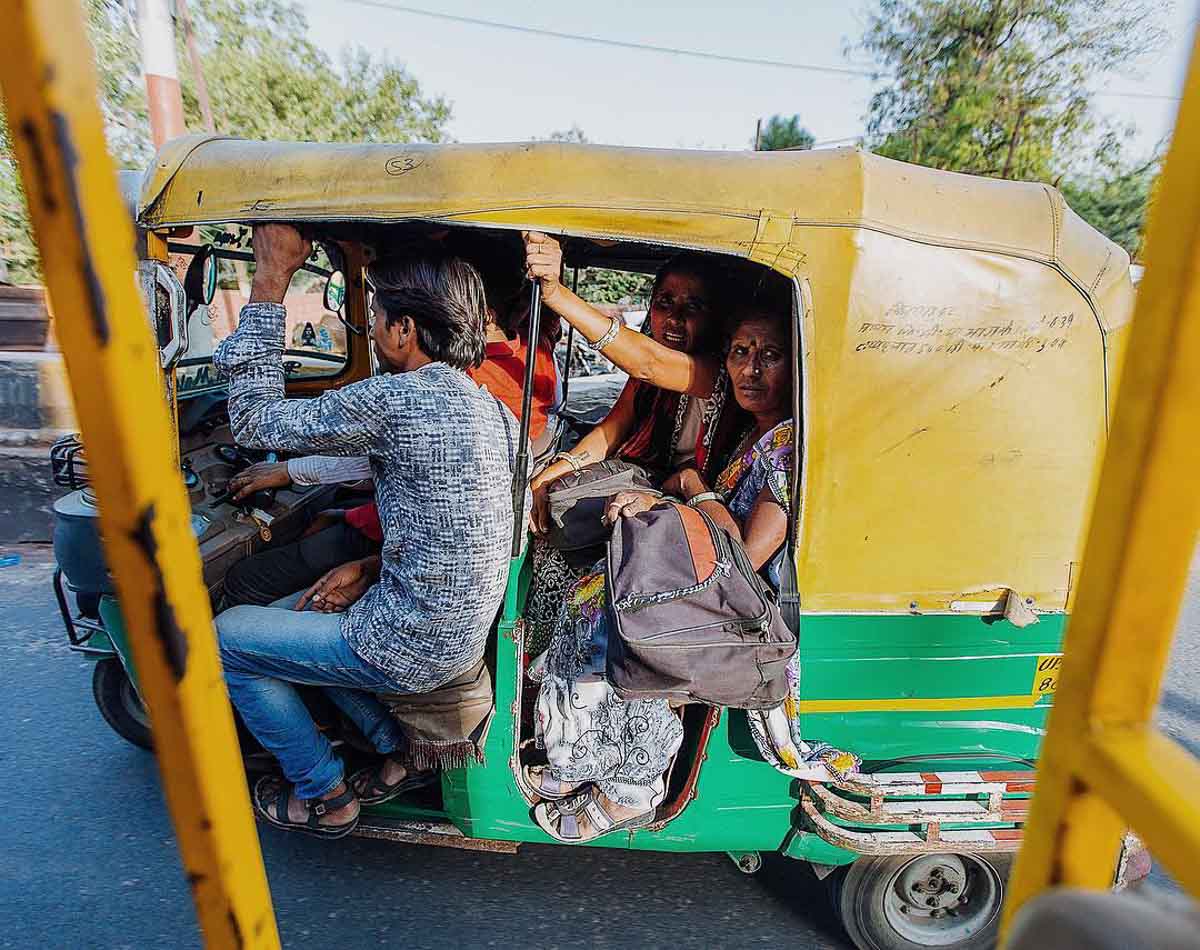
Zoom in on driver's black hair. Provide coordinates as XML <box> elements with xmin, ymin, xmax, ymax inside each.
<box><xmin>369</xmin><ymin>256</ymin><xmax>487</xmax><ymax>370</ymax></box>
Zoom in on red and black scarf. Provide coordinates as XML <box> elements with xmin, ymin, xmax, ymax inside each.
<box><xmin>616</xmin><ymin>364</ymin><xmax>748</xmax><ymax>483</ymax></box>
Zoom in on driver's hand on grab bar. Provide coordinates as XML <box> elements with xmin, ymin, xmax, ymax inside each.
<box><xmin>249</xmin><ymin>223</ymin><xmax>313</xmax><ymax>303</ymax></box>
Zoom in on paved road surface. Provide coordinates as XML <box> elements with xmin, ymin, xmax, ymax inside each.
<box><xmin>2</xmin><ymin>543</ymin><xmax>1196</xmax><ymax>948</ymax></box>
<box><xmin>0</xmin><ymin>545</ymin><xmax>847</xmax><ymax>950</ymax></box>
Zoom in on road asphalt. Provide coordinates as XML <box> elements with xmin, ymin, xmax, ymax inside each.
<box><xmin>2</xmin><ymin>542</ymin><xmax>1196</xmax><ymax>949</ymax></box>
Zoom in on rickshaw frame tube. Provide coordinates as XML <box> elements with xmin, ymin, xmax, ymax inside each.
<box><xmin>0</xmin><ymin>3</ymin><xmax>280</xmax><ymax>947</ymax></box>
<box><xmin>1001</xmin><ymin>29</ymin><xmax>1200</xmax><ymax>937</ymax></box>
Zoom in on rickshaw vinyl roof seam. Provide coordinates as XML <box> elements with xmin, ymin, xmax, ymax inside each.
<box><xmin>145</xmin><ymin>209</ymin><xmax>1105</xmax><ymax>282</ymax></box>
<box><xmin>142</xmin><ymin>202</ymin><xmax>762</xmax><ymax>228</ymax></box>
<box><xmin>141</xmin><ymin>212</ymin><xmax>763</xmax><ymax>270</ymax></box>
<box><xmin>141</xmin><ymin>211</ymin><xmax>1116</xmax><ymax>300</ymax></box>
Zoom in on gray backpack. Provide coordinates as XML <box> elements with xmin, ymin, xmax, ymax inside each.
<box><xmin>545</xmin><ymin>459</ymin><xmax>656</xmax><ymax>568</ymax></box>
<box><xmin>604</xmin><ymin>501</ymin><xmax>797</xmax><ymax>709</ymax></box>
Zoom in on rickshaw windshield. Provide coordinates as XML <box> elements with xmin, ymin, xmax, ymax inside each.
<box><xmin>167</xmin><ymin>231</ymin><xmax>347</xmax><ymax>397</ymax></box>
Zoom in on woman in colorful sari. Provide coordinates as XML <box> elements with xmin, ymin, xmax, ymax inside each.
<box><xmin>523</xmin><ymin>289</ymin><xmax>858</xmax><ymax>843</ymax></box>
<box><xmin>522</xmin><ymin>237</ymin><xmax>747</xmax><ymax>653</ymax></box>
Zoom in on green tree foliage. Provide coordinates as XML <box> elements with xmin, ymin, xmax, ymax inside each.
<box><xmin>87</xmin><ymin>0</ymin><xmax>150</xmax><ymax>166</ymax></box>
<box><xmin>180</xmin><ymin>0</ymin><xmax>449</xmax><ymax>145</ymax></box>
<box><xmin>575</xmin><ymin>268</ymin><xmax>653</xmax><ymax>306</ymax></box>
<box><xmin>0</xmin><ymin>157</ymin><xmax>36</xmax><ymax>284</ymax></box>
<box><xmin>860</xmin><ymin>0</ymin><xmax>1166</xmax><ymax>181</ymax></box>
<box><xmin>757</xmin><ymin>114</ymin><xmax>815</xmax><ymax>151</ymax></box>
<box><xmin>1</xmin><ymin>0</ymin><xmax>147</xmax><ymax>282</ymax></box>
<box><xmin>1060</xmin><ymin>138</ymin><xmax>1161</xmax><ymax>258</ymax></box>
<box><xmin>857</xmin><ymin>0</ymin><xmax>1168</xmax><ymax>255</ymax></box>
<box><xmin>546</xmin><ymin>125</ymin><xmax>588</xmax><ymax>143</ymax></box>
<box><xmin>0</xmin><ymin>0</ymin><xmax>450</xmax><ymax>283</ymax></box>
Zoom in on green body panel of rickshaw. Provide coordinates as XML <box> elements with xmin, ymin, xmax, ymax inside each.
<box><xmin>95</xmin><ymin>552</ymin><xmax>1058</xmax><ymax>859</ymax></box>
<box><xmin>391</xmin><ymin>554</ymin><xmax>1059</xmax><ymax>856</ymax></box>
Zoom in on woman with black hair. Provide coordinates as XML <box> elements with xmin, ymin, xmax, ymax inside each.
<box><xmin>523</xmin><ymin>298</ymin><xmax>858</xmax><ymax>843</ymax></box>
<box><xmin>521</xmin><ymin>237</ymin><xmax>748</xmax><ymax>653</ymax></box>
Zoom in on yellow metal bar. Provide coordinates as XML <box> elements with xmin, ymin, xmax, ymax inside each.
<box><xmin>1079</xmin><ymin>727</ymin><xmax>1200</xmax><ymax>894</ymax></box>
<box><xmin>1053</xmin><ymin>787</ymin><xmax>1124</xmax><ymax>891</ymax></box>
<box><xmin>0</xmin><ymin>3</ymin><xmax>279</xmax><ymax>947</ymax></box>
<box><xmin>1001</xmin><ymin>27</ymin><xmax>1200</xmax><ymax>937</ymax></box>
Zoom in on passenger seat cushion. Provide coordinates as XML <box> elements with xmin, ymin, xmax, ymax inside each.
<box><xmin>378</xmin><ymin>660</ymin><xmax>494</xmax><ymax>771</ymax></box>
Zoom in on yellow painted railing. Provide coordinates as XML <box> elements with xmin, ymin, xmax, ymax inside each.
<box><xmin>0</xmin><ymin>3</ymin><xmax>279</xmax><ymax>947</ymax></box>
<box><xmin>1001</xmin><ymin>26</ymin><xmax>1200</xmax><ymax>938</ymax></box>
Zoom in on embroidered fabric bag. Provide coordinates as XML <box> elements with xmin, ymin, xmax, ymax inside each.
<box><xmin>604</xmin><ymin>501</ymin><xmax>797</xmax><ymax>709</ymax></box>
<box><xmin>545</xmin><ymin>459</ymin><xmax>656</xmax><ymax>562</ymax></box>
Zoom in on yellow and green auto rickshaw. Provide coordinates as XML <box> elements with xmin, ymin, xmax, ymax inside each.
<box><xmin>50</xmin><ymin>136</ymin><xmax>1143</xmax><ymax>950</ymax></box>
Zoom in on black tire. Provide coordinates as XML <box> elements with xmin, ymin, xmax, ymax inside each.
<box><xmin>829</xmin><ymin>852</ymin><xmax>1012</xmax><ymax>950</ymax></box>
<box><xmin>92</xmin><ymin>658</ymin><xmax>153</xmax><ymax>750</ymax></box>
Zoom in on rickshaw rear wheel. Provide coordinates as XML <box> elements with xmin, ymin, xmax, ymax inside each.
<box><xmin>829</xmin><ymin>852</ymin><xmax>1011</xmax><ymax>950</ymax></box>
<box><xmin>92</xmin><ymin>658</ymin><xmax>153</xmax><ymax>750</ymax></box>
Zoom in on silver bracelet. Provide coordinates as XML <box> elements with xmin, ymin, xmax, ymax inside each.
<box><xmin>686</xmin><ymin>491</ymin><xmax>722</xmax><ymax>508</ymax></box>
<box><xmin>552</xmin><ymin>451</ymin><xmax>583</xmax><ymax>474</ymax></box>
<box><xmin>589</xmin><ymin>315</ymin><xmax>622</xmax><ymax>352</ymax></box>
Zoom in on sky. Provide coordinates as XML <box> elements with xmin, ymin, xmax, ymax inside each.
<box><xmin>294</xmin><ymin>0</ymin><xmax>1200</xmax><ymax>161</ymax></box>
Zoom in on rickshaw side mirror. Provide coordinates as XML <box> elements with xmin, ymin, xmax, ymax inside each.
<box><xmin>323</xmin><ymin>269</ymin><xmax>347</xmax><ymax>314</ymax></box>
<box><xmin>139</xmin><ymin>261</ymin><xmax>189</xmax><ymax>370</ymax></box>
<box><xmin>184</xmin><ymin>244</ymin><xmax>218</xmax><ymax>313</ymax></box>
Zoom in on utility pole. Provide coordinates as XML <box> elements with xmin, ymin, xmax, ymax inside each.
<box><xmin>136</xmin><ymin>0</ymin><xmax>186</xmax><ymax>145</ymax></box>
<box><xmin>754</xmin><ymin>117</ymin><xmax>763</xmax><ymax>151</ymax></box>
<box><xmin>176</xmin><ymin>0</ymin><xmax>215</xmax><ymax>133</ymax></box>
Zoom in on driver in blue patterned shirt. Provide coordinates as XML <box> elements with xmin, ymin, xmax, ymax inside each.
<box><xmin>212</xmin><ymin>223</ymin><xmax>521</xmax><ymax>839</ymax></box>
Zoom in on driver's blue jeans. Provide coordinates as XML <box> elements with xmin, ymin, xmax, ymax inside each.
<box><xmin>215</xmin><ymin>592</ymin><xmax>408</xmax><ymax>799</ymax></box>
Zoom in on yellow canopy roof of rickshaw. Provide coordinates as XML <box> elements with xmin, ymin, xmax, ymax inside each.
<box><xmin>139</xmin><ymin>135</ymin><xmax>1128</xmax><ymax>327</ymax></box>
<box><xmin>142</xmin><ymin>135</ymin><xmax>1136</xmax><ymax>616</ymax></box>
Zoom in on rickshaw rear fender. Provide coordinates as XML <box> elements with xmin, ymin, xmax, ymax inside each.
<box><xmin>97</xmin><ymin>595</ymin><xmax>139</xmax><ymax>688</ymax></box>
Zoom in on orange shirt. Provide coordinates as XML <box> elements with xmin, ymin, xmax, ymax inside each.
<box><xmin>468</xmin><ymin>334</ymin><xmax>558</xmax><ymax>440</ymax></box>
<box><xmin>345</xmin><ymin>501</ymin><xmax>384</xmax><ymax>542</ymax></box>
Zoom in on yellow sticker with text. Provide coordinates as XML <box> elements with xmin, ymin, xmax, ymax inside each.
<box><xmin>1032</xmin><ymin>654</ymin><xmax>1062</xmax><ymax>698</ymax></box>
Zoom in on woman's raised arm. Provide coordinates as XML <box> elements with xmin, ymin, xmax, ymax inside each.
<box><xmin>524</xmin><ymin>231</ymin><xmax>719</xmax><ymax>399</ymax></box>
